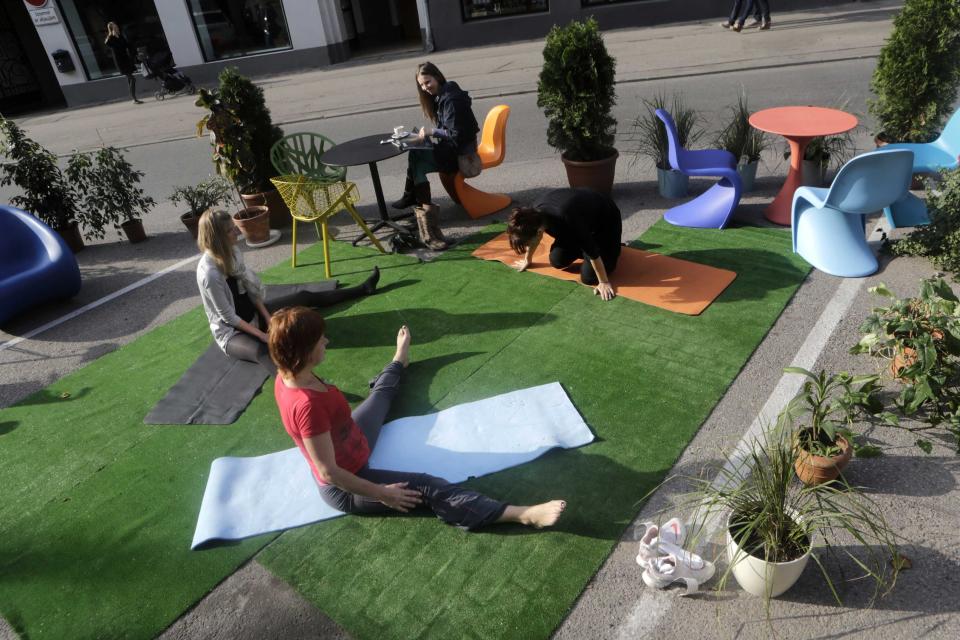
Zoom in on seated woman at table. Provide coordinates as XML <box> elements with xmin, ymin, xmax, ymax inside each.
<box><xmin>270</xmin><ymin>306</ymin><xmax>567</xmax><ymax>530</ymax></box>
<box><xmin>390</xmin><ymin>61</ymin><xmax>481</xmax><ymax>251</ymax></box>
<box><xmin>507</xmin><ymin>188</ymin><xmax>623</xmax><ymax>301</ymax></box>
<box><xmin>196</xmin><ymin>209</ymin><xmax>379</xmax><ymax>374</ymax></box>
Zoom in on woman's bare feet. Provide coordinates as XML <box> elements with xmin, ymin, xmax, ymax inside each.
<box><xmin>499</xmin><ymin>500</ymin><xmax>566</xmax><ymax>529</ymax></box>
<box><xmin>393</xmin><ymin>325</ymin><xmax>411</xmax><ymax>367</ymax></box>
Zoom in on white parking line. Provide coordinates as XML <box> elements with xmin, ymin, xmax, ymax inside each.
<box><xmin>0</xmin><ymin>254</ymin><xmax>199</xmax><ymax>354</ymax></box>
<box><xmin>615</xmin><ymin>219</ymin><xmax>890</xmax><ymax>638</ymax></box>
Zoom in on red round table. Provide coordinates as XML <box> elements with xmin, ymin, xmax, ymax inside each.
<box><xmin>749</xmin><ymin>106</ymin><xmax>858</xmax><ymax>225</ymax></box>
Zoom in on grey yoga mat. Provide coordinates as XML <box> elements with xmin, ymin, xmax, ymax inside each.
<box><xmin>145</xmin><ymin>281</ymin><xmax>337</xmax><ymax>425</ymax></box>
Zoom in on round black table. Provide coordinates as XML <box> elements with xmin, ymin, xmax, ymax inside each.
<box><xmin>319</xmin><ymin>133</ymin><xmax>413</xmax><ymax>242</ymax></box>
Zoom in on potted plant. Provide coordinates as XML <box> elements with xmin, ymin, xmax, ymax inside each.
<box><xmin>779</xmin><ymin>367</ymin><xmax>883</xmax><ymax>485</ymax></box>
<box><xmin>66</xmin><ymin>146</ymin><xmax>156</xmax><ymax>244</ymax></box>
<box><xmin>850</xmin><ymin>277</ymin><xmax>960</xmax><ymax>453</ymax></box>
<box><xmin>628</xmin><ymin>93</ymin><xmax>703</xmax><ymax>198</ymax></box>
<box><xmin>667</xmin><ymin>428</ymin><xmax>900</xmax><ymax>601</ymax></box>
<box><xmin>887</xmin><ymin>167</ymin><xmax>960</xmax><ymax>280</ymax></box>
<box><xmin>195</xmin><ymin>68</ymin><xmax>288</xmax><ymax>228</ymax></box>
<box><xmin>869</xmin><ymin>0</ymin><xmax>960</xmax><ymax>145</ymax></box>
<box><xmin>537</xmin><ymin>17</ymin><xmax>619</xmax><ymax>194</ymax></box>
<box><xmin>713</xmin><ymin>93</ymin><xmax>767</xmax><ymax>192</ymax></box>
<box><xmin>170</xmin><ymin>176</ymin><xmax>235</xmax><ymax>239</ymax></box>
<box><xmin>0</xmin><ymin>117</ymin><xmax>84</xmax><ymax>252</ymax></box>
<box><xmin>783</xmin><ymin>132</ymin><xmax>858</xmax><ymax>188</ymax></box>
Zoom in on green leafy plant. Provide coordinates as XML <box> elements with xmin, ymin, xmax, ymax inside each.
<box><xmin>66</xmin><ymin>147</ymin><xmax>156</xmax><ymax>240</ymax></box>
<box><xmin>195</xmin><ymin>68</ymin><xmax>284</xmax><ymax>194</ymax></box>
<box><xmin>170</xmin><ymin>176</ymin><xmax>235</xmax><ymax>218</ymax></box>
<box><xmin>800</xmin><ymin>132</ymin><xmax>858</xmax><ymax>174</ymax></box>
<box><xmin>0</xmin><ymin>117</ymin><xmax>79</xmax><ymax>230</ymax></box>
<box><xmin>869</xmin><ymin>0</ymin><xmax>960</xmax><ymax>142</ymax></box>
<box><xmin>627</xmin><ymin>92</ymin><xmax>704</xmax><ymax>170</ymax></box>
<box><xmin>850</xmin><ymin>277</ymin><xmax>960</xmax><ymax>452</ymax></box>
<box><xmin>780</xmin><ymin>367</ymin><xmax>883</xmax><ymax>458</ymax></box>
<box><xmin>537</xmin><ymin>17</ymin><xmax>617</xmax><ymax>162</ymax></box>
<box><xmin>713</xmin><ymin>92</ymin><xmax>768</xmax><ymax>163</ymax></box>
<box><xmin>888</xmin><ymin>168</ymin><xmax>960</xmax><ymax>278</ymax></box>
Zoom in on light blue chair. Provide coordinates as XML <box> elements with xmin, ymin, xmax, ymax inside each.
<box><xmin>883</xmin><ymin>191</ymin><xmax>929</xmax><ymax>229</ymax></box>
<box><xmin>655</xmin><ymin>108</ymin><xmax>742</xmax><ymax>229</ymax></box>
<box><xmin>882</xmin><ymin>107</ymin><xmax>960</xmax><ymax>174</ymax></box>
<box><xmin>791</xmin><ymin>149</ymin><xmax>913</xmax><ymax>277</ymax></box>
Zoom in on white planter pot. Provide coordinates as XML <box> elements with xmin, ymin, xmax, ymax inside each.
<box><xmin>725</xmin><ymin>513</ymin><xmax>811</xmax><ymax>597</ymax></box>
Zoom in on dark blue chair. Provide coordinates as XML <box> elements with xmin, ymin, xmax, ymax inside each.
<box><xmin>0</xmin><ymin>205</ymin><xmax>81</xmax><ymax>325</ymax></box>
<box><xmin>655</xmin><ymin>108</ymin><xmax>743</xmax><ymax>229</ymax></box>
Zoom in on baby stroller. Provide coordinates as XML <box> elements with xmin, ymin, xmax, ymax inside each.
<box><xmin>138</xmin><ymin>49</ymin><xmax>195</xmax><ymax>101</ymax></box>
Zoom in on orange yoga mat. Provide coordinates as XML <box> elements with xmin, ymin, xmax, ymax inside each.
<box><xmin>472</xmin><ymin>233</ymin><xmax>737</xmax><ymax>315</ymax></box>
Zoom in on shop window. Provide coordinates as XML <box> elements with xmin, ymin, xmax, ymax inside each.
<box><xmin>581</xmin><ymin>0</ymin><xmax>648</xmax><ymax>5</ymax></box>
<box><xmin>57</xmin><ymin>0</ymin><xmax>169</xmax><ymax>80</ymax></box>
<box><xmin>461</xmin><ymin>1</ymin><xmax>549</xmax><ymax>22</ymax></box>
<box><xmin>187</xmin><ymin>0</ymin><xmax>291</xmax><ymax>62</ymax></box>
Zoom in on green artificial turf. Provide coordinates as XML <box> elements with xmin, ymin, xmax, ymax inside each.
<box><xmin>0</xmin><ymin>221</ymin><xmax>809</xmax><ymax>640</ymax></box>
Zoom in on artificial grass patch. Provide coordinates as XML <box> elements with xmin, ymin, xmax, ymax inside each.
<box><xmin>0</xmin><ymin>221</ymin><xmax>808</xmax><ymax>640</ymax></box>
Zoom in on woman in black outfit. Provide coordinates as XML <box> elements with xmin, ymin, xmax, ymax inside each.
<box><xmin>104</xmin><ymin>22</ymin><xmax>142</xmax><ymax>104</ymax></box>
<box><xmin>391</xmin><ymin>62</ymin><xmax>481</xmax><ymax>250</ymax></box>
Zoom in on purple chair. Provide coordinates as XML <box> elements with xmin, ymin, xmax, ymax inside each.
<box><xmin>656</xmin><ymin>109</ymin><xmax>743</xmax><ymax>229</ymax></box>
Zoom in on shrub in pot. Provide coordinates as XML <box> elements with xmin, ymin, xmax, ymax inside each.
<box><xmin>783</xmin><ymin>132</ymin><xmax>857</xmax><ymax>188</ymax></box>
<box><xmin>170</xmin><ymin>176</ymin><xmax>235</xmax><ymax>239</ymax></box>
<box><xmin>628</xmin><ymin>93</ymin><xmax>703</xmax><ymax>198</ymax></box>
<box><xmin>887</xmin><ymin>168</ymin><xmax>960</xmax><ymax>280</ymax></box>
<box><xmin>196</xmin><ymin>68</ymin><xmax>287</xmax><ymax>227</ymax></box>
<box><xmin>869</xmin><ymin>0</ymin><xmax>960</xmax><ymax>144</ymax></box>
<box><xmin>66</xmin><ymin>147</ymin><xmax>156</xmax><ymax>244</ymax></box>
<box><xmin>713</xmin><ymin>92</ymin><xmax>767</xmax><ymax>192</ymax></box>
<box><xmin>0</xmin><ymin>117</ymin><xmax>84</xmax><ymax>251</ymax></box>
<box><xmin>537</xmin><ymin>17</ymin><xmax>618</xmax><ymax>194</ymax></box>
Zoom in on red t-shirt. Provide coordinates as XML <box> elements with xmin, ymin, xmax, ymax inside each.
<box><xmin>274</xmin><ymin>376</ymin><xmax>371</xmax><ymax>485</ymax></box>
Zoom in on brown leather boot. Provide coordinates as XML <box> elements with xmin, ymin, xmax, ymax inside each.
<box><xmin>423</xmin><ymin>203</ymin><xmax>449</xmax><ymax>248</ymax></box>
<box><xmin>414</xmin><ymin>204</ymin><xmax>448</xmax><ymax>251</ymax></box>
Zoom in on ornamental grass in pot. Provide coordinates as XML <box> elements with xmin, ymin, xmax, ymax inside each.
<box><xmin>628</xmin><ymin>92</ymin><xmax>703</xmax><ymax>198</ymax></box>
<box><xmin>537</xmin><ymin>17</ymin><xmax>618</xmax><ymax>194</ymax></box>
<box><xmin>713</xmin><ymin>92</ymin><xmax>768</xmax><ymax>192</ymax></box>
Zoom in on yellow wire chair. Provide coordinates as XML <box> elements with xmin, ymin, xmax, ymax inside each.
<box><xmin>270</xmin><ymin>175</ymin><xmax>385</xmax><ymax>278</ymax></box>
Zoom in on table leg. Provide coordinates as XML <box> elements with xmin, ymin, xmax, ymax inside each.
<box><xmin>353</xmin><ymin>161</ymin><xmax>415</xmax><ymax>246</ymax></box>
<box><xmin>765</xmin><ymin>136</ymin><xmax>811</xmax><ymax>226</ymax></box>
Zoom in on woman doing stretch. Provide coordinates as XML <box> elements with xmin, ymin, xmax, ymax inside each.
<box><xmin>391</xmin><ymin>62</ymin><xmax>481</xmax><ymax>250</ymax></box>
<box><xmin>196</xmin><ymin>209</ymin><xmax>379</xmax><ymax>374</ymax></box>
<box><xmin>507</xmin><ymin>188</ymin><xmax>623</xmax><ymax>301</ymax></box>
<box><xmin>104</xmin><ymin>22</ymin><xmax>142</xmax><ymax>104</ymax></box>
<box><xmin>269</xmin><ymin>306</ymin><xmax>567</xmax><ymax>530</ymax></box>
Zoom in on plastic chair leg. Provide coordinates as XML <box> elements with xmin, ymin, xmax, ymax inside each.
<box><xmin>438</xmin><ymin>172</ymin><xmax>461</xmax><ymax>205</ymax></box>
<box><xmin>663</xmin><ymin>178</ymin><xmax>740</xmax><ymax>229</ymax></box>
<box><xmin>346</xmin><ymin>203</ymin><xmax>387</xmax><ymax>254</ymax></box>
<box><xmin>794</xmin><ymin>204</ymin><xmax>878</xmax><ymax>277</ymax></box>
<box><xmin>883</xmin><ymin>193</ymin><xmax>930</xmax><ymax>228</ymax></box>
<box><xmin>291</xmin><ymin>218</ymin><xmax>299</xmax><ymax>268</ymax></box>
<box><xmin>454</xmin><ymin>173</ymin><xmax>511</xmax><ymax>219</ymax></box>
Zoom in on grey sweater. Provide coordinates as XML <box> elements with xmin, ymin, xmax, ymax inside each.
<box><xmin>196</xmin><ymin>248</ymin><xmax>265</xmax><ymax>351</ymax></box>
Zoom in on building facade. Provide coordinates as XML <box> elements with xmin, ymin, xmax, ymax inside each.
<box><xmin>8</xmin><ymin>0</ymin><xmax>851</xmax><ymax>111</ymax></box>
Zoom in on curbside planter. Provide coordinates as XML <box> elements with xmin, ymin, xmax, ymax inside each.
<box><xmin>794</xmin><ymin>433</ymin><xmax>852</xmax><ymax>486</ymax></box>
<box><xmin>657</xmin><ymin>167</ymin><xmax>689</xmax><ymax>198</ymax></box>
<box><xmin>561</xmin><ymin>149</ymin><xmax>618</xmax><ymax>195</ymax></box>
<box><xmin>120</xmin><ymin>218</ymin><xmax>147</xmax><ymax>244</ymax></box>
<box><xmin>55</xmin><ymin>220</ymin><xmax>85</xmax><ymax>253</ymax></box>
<box><xmin>233</xmin><ymin>205</ymin><xmax>270</xmax><ymax>244</ymax></box>
<box><xmin>737</xmin><ymin>159</ymin><xmax>759</xmax><ymax>192</ymax></box>
<box><xmin>726</xmin><ymin>512</ymin><xmax>811</xmax><ymax>598</ymax></box>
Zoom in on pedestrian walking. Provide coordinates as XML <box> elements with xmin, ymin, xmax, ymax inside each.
<box><xmin>721</xmin><ymin>0</ymin><xmax>772</xmax><ymax>32</ymax></box>
<box><xmin>104</xmin><ymin>22</ymin><xmax>143</xmax><ymax>104</ymax></box>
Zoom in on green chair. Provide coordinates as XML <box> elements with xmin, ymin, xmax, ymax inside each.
<box><xmin>270</xmin><ymin>133</ymin><xmax>346</xmax><ymax>182</ymax></box>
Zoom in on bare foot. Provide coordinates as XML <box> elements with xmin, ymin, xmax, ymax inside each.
<box><xmin>393</xmin><ymin>325</ymin><xmax>411</xmax><ymax>367</ymax></box>
<box><xmin>500</xmin><ymin>500</ymin><xmax>566</xmax><ymax>529</ymax></box>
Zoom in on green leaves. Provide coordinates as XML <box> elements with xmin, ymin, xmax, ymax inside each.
<box><xmin>627</xmin><ymin>92</ymin><xmax>704</xmax><ymax>171</ymax></box>
<box><xmin>170</xmin><ymin>176</ymin><xmax>235</xmax><ymax>217</ymax></box>
<box><xmin>67</xmin><ymin>146</ymin><xmax>156</xmax><ymax>240</ymax></box>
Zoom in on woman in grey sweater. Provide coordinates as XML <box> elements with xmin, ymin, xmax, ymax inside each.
<box><xmin>196</xmin><ymin>209</ymin><xmax>378</xmax><ymax>373</ymax></box>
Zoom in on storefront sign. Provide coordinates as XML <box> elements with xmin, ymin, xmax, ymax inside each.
<box><xmin>30</xmin><ymin>8</ymin><xmax>60</xmax><ymax>26</ymax></box>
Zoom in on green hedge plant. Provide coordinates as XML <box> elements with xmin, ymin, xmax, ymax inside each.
<box><xmin>537</xmin><ymin>17</ymin><xmax>617</xmax><ymax>162</ymax></box>
<box><xmin>888</xmin><ymin>167</ymin><xmax>960</xmax><ymax>277</ymax></box>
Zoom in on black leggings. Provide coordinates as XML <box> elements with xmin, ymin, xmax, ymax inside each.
<box><xmin>549</xmin><ymin>243</ymin><xmax>620</xmax><ymax>286</ymax></box>
<box><xmin>125</xmin><ymin>73</ymin><xmax>138</xmax><ymax>100</ymax></box>
<box><xmin>224</xmin><ymin>282</ymin><xmax>369</xmax><ymax>374</ymax></box>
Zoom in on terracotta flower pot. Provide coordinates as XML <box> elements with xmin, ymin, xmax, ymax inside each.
<box><xmin>241</xmin><ymin>189</ymin><xmax>291</xmax><ymax>229</ymax></box>
<box><xmin>233</xmin><ymin>206</ymin><xmax>270</xmax><ymax>244</ymax></box>
<box><xmin>55</xmin><ymin>220</ymin><xmax>85</xmax><ymax>253</ymax></box>
<box><xmin>120</xmin><ymin>218</ymin><xmax>147</xmax><ymax>244</ymax></box>
<box><xmin>180</xmin><ymin>212</ymin><xmax>200</xmax><ymax>239</ymax></box>
<box><xmin>561</xmin><ymin>149</ymin><xmax>619</xmax><ymax>195</ymax></box>
<box><xmin>794</xmin><ymin>433</ymin><xmax>852</xmax><ymax>486</ymax></box>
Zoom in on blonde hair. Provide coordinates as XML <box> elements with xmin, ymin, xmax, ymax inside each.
<box><xmin>197</xmin><ymin>208</ymin><xmax>237</xmax><ymax>275</ymax></box>
<box><xmin>105</xmin><ymin>22</ymin><xmax>120</xmax><ymax>42</ymax></box>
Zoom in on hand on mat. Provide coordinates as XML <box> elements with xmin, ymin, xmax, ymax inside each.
<box><xmin>380</xmin><ymin>482</ymin><xmax>422</xmax><ymax>512</ymax></box>
<box><xmin>513</xmin><ymin>258</ymin><xmax>530</xmax><ymax>272</ymax></box>
<box><xmin>595</xmin><ymin>282</ymin><xmax>616</xmax><ymax>301</ymax></box>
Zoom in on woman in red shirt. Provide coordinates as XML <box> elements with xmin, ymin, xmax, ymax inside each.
<box><xmin>269</xmin><ymin>306</ymin><xmax>566</xmax><ymax>530</ymax></box>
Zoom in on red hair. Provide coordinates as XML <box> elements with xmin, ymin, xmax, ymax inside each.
<box><xmin>268</xmin><ymin>307</ymin><xmax>327</xmax><ymax>375</ymax></box>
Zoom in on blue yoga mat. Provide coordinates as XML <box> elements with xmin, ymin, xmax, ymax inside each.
<box><xmin>191</xmin><ymin>382</ymin><xmax>593</xmax><ymax>548</ymax></box>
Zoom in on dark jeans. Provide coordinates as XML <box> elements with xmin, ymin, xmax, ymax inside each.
<box><xmin>125</xmin><ymin>73</ymin><xmax>138</xmax><ymax>100</ymax></box>
<box><xmin>224</xmin><ymin>282</ymin><xmax>370</xmax><ymax>375</ymax></box>
<box><xmin>548</xmin><ymin>243</ymin><xmax>620</xmax><ymax>286</ymax></box>
<box><xmin>732</xmin><ymin>0</ymin><xmax>770</xmax><ymax>24</ymax></box>
<box><xmin>317</xmin><ymin>362</ymin><xmax>507</xmax><ymax>531</ymax></box>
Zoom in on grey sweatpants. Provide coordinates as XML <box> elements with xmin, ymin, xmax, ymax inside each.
<box><xmin>317</xmin><ymin>362</ymin><xmax>507</xmax><ymax>530</ymax></box>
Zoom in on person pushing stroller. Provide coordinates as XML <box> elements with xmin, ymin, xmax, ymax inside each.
<box><xmin>137</xmin><ymin>48</ymin><xmax>195</xmax><ymax>101</ymax></box>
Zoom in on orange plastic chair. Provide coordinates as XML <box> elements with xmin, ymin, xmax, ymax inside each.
<box><xmin>440</xmin><ymin>105</ymin><xmax>512</xmax><ymax>219</ymax></box>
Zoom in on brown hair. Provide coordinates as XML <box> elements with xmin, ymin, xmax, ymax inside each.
<box><xmin>416</xmin><ymin>61</ymin><xmax>446</xmax><ymax>122</ymax></box>
<box><xmin>197</xmin><ymin>208</ymin><xmax>237</xmax><ymax>275</ymax></box>
<box><xmin>268</xmin><ymin>307</ymin><xmax>327</xmax><ymax>376</ymax></box>
<box><xmin>507</xmin><ymin>206</ymin><xmax>545</xmax><ymax>254</ymax></box>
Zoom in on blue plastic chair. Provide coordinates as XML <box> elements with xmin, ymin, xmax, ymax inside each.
<box><xmin>882</xmin><ymin>107</ymin><xmax>960</xmax><ymax>174</ymax></box>
<box><xmin>883</xmin><ymin>191</ymin><xmax>929</xmax><ymax>229</ymax></box>
<box><xmin>655</xmin><ymin>108</ymin><xmax>742</xmax><ymax>229</ymax></box>
<box><xmin>0</xmin><ymin>205</ymin><xmax>81</xmax><ymax>325</ymax></box>
<box><xmin>791</xmin><ymin>149</ymin><xmax>913</xmax><ymax>277</ymax></box>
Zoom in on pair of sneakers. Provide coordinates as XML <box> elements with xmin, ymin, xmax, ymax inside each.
<box><xmin>636</xmin><ymin>518</ymin><xmax>715</xmax><ymax>595</ymax></box>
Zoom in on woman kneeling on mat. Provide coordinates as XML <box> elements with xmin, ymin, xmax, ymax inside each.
<box><xmin>507</xmin><ymin>188</ymin><xmax>623</xmax><ymax>301</ymax></box>
<box><xmin>196</xmin><ymin>209</ymin><xmax>379</xmax><ymax>374</ymax></box>
<box><xmin>269</xmin><ymin>306</ymin><xmax>567</xmax><ymax>530</ymax></box>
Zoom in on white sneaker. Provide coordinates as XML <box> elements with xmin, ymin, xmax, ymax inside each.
<box><xmin>642</xmin><ymin>547</ymin><xmax>715</xmax><ymax>595</ymax></box>
<box><xmin>636</xmin><ymin>517</ymin><xmax>686</xmax><ymax>569</ymax></box>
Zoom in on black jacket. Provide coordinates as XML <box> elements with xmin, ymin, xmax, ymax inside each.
<box><xmin>105</xmin><ymin>35</ymin><xmax>136</xmax><ymax>75</ymax></box>
<box><xmin>432</xmin><ymin>81</ymin><xmax>479</xmax><ymax>173</ymax></box>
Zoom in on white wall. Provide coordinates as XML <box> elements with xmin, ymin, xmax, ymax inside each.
<box><xmin>27</xmin><ymin>4</ymin><xmax>84</xmax><ymax>86</ymax></box>
<box><xmin>284</xmin><ymin>0</ymin><xmax>348</xmax><ymax>49</ymax></box>
<box><xmin>154</xmin><ymin>1</ymin><xmax>205</xmax><ymax>67</ymax></box>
